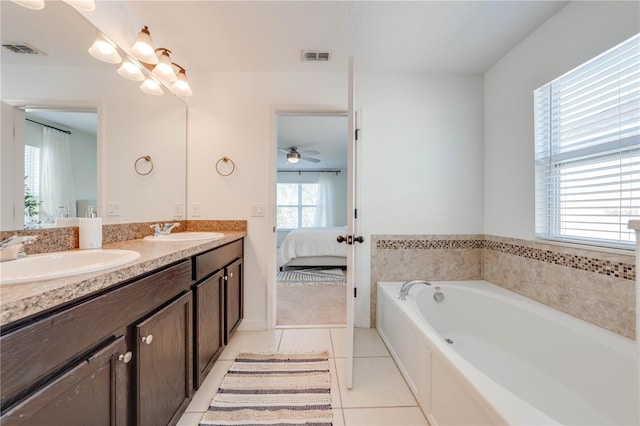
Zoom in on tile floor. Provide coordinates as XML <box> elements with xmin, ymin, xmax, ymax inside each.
<box><xmin>177</xmin><ymin>327</ymin><xmax>429</xmax><ymax>426</ymax></box>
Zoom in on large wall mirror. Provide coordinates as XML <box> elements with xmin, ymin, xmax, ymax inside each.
<box><xmin>1</xmin><ymin>1</ymin><xmax>187</xmax><ymax>231</ymax></box>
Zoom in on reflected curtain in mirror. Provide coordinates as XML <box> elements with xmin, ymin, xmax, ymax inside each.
<box><xmin>40</xmin><ymin>127</ymin><xmax>76</xmax><ymax>221</ymax></box>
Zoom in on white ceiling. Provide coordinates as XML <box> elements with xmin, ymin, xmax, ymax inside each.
<box><xmin>26</xmin><ymin>110</ymin><xmax>98</xmax><ymax>136</ymax></box>
<box><xmin>2</xmin><ymin>0</ymin><xmax>570</xmax><ymax>169</ymax></box>
<box><xmin>126</xmin><ymin>1</ymin><xmax>569</xmax><ymax>74</ymax></box>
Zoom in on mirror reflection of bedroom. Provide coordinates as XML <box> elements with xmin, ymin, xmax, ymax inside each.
<box><xmin>276</xmin><ymin>113</ymin><xmax>348</xmax><ymax>326</ymax></box>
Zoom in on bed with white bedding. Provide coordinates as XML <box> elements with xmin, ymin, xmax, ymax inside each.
<box><xmin>277</xmin><ymin>226</ymin><xmax>347</xmax><ymax>269</ymax></box>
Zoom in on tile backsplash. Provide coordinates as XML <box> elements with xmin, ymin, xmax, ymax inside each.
<box><xmin>371</xmin><ymin>234</ymin><xmax>635</xmax><ymax>339</ymax></box>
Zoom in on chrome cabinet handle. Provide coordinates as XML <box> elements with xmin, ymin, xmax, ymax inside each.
<box><xmin>118</xmin><ymin>351</ymin><xmax>133</xmax><ymax>363</ymax></box>
<box><xmin>229</xmin><ymin>272</ymin><xmax>233</xmax><ymax>278</ymax></box>
<box><xmin>142</xmin><ymin>334</ymin><xmax>153</xmax><ymax>345</ymax></box>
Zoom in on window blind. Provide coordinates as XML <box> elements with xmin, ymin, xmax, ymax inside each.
<box><xmin>24</xmin><ymin>145</ymin><xmax>41</xmax><ymax>197</ymax></box>
<box><xmin>535</xmin><ymin>33</ymin><xmax>640</xmax><ymax>249</ymax></box>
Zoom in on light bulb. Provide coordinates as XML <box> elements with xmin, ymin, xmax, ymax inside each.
<box><xmin>140</xmin><ymin>77</ymin><xmax>164</xmax><ymax>96</ymax></box>
<box><xmin>170</xmin><ymin>69</ymin><xmax>193</xmax><ymax>96</ymax></box>
<box><xmin>88</xmin><ymin>33</ymin><xmax>122</xmax><ymax>64</ymax></box>
<box><xmin>117</xmin><ymin>58</ymin><xmax>145</xmax><ymax>81</ymax></box>
<box><xmin>130</xmin><ymin>26</ymin><xmax>158</xmax><ymax>65</ymax></box>
<box><xmin>152</xmin><ymin>50</ymin><xmax>177</xmax><ymax>82</ymax></box>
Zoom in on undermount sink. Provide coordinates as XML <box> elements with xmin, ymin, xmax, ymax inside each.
<box><xmin>143</xmin><ymin>232</ymin><xmax>224</xmax><ymax>242</ymax></box>
<box><xmin>0</xmin><ymin>249</ymin><xmax>141</xmax><ymax>285</ymax></box>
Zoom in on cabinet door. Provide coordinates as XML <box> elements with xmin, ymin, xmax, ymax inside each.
<box><xmin>136</xmin><ymin>292</ymin><xmax>192</xmax><ymax>426</ymax></box>
<box><xmin>1</xmin><ymin>336</ymin><xmax>129</xmax><ymax>426</ymax></box>
<box><xmin>194</xmin><ymin>269</ymin><xmax>225</xmax><ymax>388</ymax></box>
<box><xmin>224</xmin><ymin>258</ymin><xmax>243</xmax><ymax>344</ymax></box>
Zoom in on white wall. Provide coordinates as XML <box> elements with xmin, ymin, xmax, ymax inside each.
<box><xmin>356</xmin><ymin>72</ymin><xmax>485</xmax><ymax>325</ymax></box>
<box><xmin>484</xmin><ymin>1</ymin><xmax>640</xmax><ymax>240</ymax></box>
<box><xmin>186</xmin><ymin>70</ymin><xmax>484</xmax><ymax>328</ymax></box>
<box><xmin>69</xmin><ymin>128</ymin><xmax>98</xmax><ymax>204</ymax></box>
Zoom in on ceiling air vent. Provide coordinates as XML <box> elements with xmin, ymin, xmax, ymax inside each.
<box><xmin>302</xmin><ymin>50</ymin><xmax>331</xmax><ymax>62</ymax></box>
<box><xmin>2</xmin><ymin>43</ymin><xmax>46</xmax><ymax>55</ymax></box>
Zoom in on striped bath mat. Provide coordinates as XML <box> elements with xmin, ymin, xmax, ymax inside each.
<box><xmin>277</xmin><ymin>268</ymin><xmax>345</xmax><ymax>286</ymax></box>
<box><xmin>199</xmin><ymin>352</ymin><xmax>332</xmax><ymax>426</ymax></box>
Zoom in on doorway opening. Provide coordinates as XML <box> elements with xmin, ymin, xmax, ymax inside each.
<box><xmin>274</xmin><ymin>112</ymin><xmax>348</xmax><ymax>326</ymax></box>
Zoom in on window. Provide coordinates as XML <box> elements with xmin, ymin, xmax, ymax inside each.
<box><xmin>24</xmin><ymin>145</ymin><xmax>41</xmax><ymax>199</ymax></box>
<box><xmin>534</xmin><ymin>34</ymin><xmax>640</xmax><ymax>249</ymax></box>
<box><xmin>277</xmin><ymin>183</ymin><xmax>319</xmax><ymax>229</ymax></box>
<box><xmin>24</xmin><ymin>144</ymin><xmax>41</xmax><ymax>225</ymax></box>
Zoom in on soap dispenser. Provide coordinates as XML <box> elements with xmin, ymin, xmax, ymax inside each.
<box><xmin>79</xmin><ymin>206</ymin><xmax>102</xmax><ymax>249</ymax></box>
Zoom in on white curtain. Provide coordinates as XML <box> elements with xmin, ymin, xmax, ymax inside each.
<box><xmin>314</xmin><ymin>173</ymin><xmax>334</xmax><ymax>227</ymax></box>
<box><xmin>40</xmin><ymin>127</ymin><xmax>76</xmax><ymax>220</ymax></box>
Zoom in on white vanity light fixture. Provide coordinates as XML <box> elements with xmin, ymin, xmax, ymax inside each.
<box><xmin>130</xmin><ymin>26</ymin><xmax>159</xmax><ymax>65</ymax></box>
<box><xmin>10</xmin><ymin>0</ymin><xmax>44</xmax><ymax>10</ymax></box>
<box><xmin>86</xmin><ymin>24</ymin><xmax>193</xmax><ymax>96</ymax></box>
<box><xmin>88</xmin><ymin>33</ymin><xmax>122</xmax><ymax>64</ymax></box>
<box><xmin>152</xmin><ymin>48</ymin><xmax>178</xmax><ymax>82</ymax></box>
<box><xmin>140</xmin><ymin>76</ymin><xmax>164</xmax><ymax>96</ymax></box>
<box><xmin>117</xmin><ymin>57</ymin><xmax>146</xmax><ymax>81</ymax></box>
<box><xmin>170</xmin><ymin>66</ymin><xmax>193</xmax><ymax>97</ymax></box>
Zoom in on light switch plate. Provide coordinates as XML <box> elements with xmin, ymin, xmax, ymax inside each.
<box><xmin>107</xmin><ymin>202</ymin><xmax>121</xmax><ymax>216</ymax></box>
<box><xmin>174</xmin><ymin>203</ymin><xmax>184</xmax><ymax>217</ymax></box>
<box><xmin>191</xmin><ymin>203</ymin><xmax>201</xmax><ymax>217</ymax></box>
<box><xmin>251</xmin><ymin>202</ymin><xmax>265</xmax><ymax>217</ymax></box>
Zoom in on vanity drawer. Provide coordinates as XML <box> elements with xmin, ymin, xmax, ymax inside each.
<box><xmin>195</xmin><ymin>239</ymin><xmax>243</xmax><ymax>281</ymax></box>
<box><xmin>0</xmin><ymin>260</ymin><xmax>192</xmax><ymax>408</ymax></box>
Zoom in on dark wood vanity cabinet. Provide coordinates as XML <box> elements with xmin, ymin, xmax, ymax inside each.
<box><xmin>194</xmin><ymin>269</ymin><xmax>225</xmax><ymax>388</ymax></box>
<box><xmin>1</xmin><ymin>336</ymin><xmax>128</xmax><ymax>426</ymax></box>
<box><xmin>0</xmin><ymin>260</ymin><xmax>192</xmax><ymax>425</ymax></box>
<box><xmin>136</xmin><ymin>292</ymin><xmax>193</xmax><ymax>426</ymax></box>
<box><xmin>193</xmin><ymin>239</ymin><xmax>243</xmax><ymax>388</ymax></box>
<box><xmin>224</xmin><ymin>257</ymin><xmax>243</xmax><ymax>344</ymax></box>
<box><xmin>0</xmin><ymin>237</ymin><xmax>244</xmax><ymax>426</ymax></box>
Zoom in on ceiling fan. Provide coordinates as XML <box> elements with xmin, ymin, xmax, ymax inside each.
<box><xmin>278</xmin><ymin>146</ymin><xmax>321</xmax><ymax>164</ymax></box>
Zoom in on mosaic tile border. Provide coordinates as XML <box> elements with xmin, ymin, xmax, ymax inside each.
<box><xmin>376</xmin><ymin>237</ymin><xmax>636</xmax><ymax>281</ymax></box>
<box><xmin>376</xmin><ymin>239</ymin><xmax>484</xmax><ymax>250</ymax></box>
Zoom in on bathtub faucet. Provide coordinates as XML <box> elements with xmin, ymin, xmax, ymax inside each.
<box><xmin>398</xmin><ymin>280</ymin><xmax>431</xmax><ymax>300</ymax></box>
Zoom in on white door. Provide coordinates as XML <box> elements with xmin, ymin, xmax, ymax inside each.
<box><xmin>344</xmin><ymin>56</ymin><xmax>362</xmax><ymax>389</ymax></box>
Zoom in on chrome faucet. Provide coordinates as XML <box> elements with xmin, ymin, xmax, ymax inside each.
<box><xmin>0</xmin><ymin>235</ymin><xmax>37</xmax><ymax>262</ymax></box>
<box><xmin>398</xmin><ymin>279</ymin><xmax>431</xmax><ymax>300</ymax></box>
<box><xmin>150</xmin><ymin>222</ymin><xmax>180</xmax><ymax>236</ymax></box>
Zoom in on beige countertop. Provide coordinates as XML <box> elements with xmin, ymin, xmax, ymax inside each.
<box><xmin>0</xmin><ymin>231</ymin><xmax>246</xmax><ymax>327</ymax></box>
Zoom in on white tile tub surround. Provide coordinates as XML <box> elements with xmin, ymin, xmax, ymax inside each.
<box><xmin>627</xmin><ymin>219</ymin><xmax>640</xmax><ymax>425</ymax></box>
<box><xmin>377</xmin><ymin>280</ymin><xmax>638</xmax><ymax>426</ymax></box>
<box><xmin>371</xmin><ymin>234</ymin><xmax>636</xmax><ymax>339</ymax></box>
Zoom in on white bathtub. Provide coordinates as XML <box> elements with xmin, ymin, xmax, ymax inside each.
<box><xmin>376</xmin><ymin>280</ymin><xmax>638</xmax><ymax>426</ymax></box>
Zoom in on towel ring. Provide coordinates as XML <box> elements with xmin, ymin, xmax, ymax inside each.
<box><xmin>216</xmin><ymin>156</ymin><xmax>235</xmax><ymax>176</ymax></box>
<box><xmin>134</xmin><ymin>155</ymin><xmax>154</xmax><ymax>176</ymax></box>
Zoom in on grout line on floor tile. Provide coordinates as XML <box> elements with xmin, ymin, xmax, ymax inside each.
<box><xmin>328</xmin><ymin>327</ymin><xmax>337</xmax><ymax>358</ymax></box>
<box><xmin>276</xmin><ymin>328</ymin><xmax>284</xmax><ymax>351</ymax></box>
